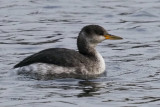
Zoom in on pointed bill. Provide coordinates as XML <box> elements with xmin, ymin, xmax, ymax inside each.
<box><xmin>104</xmin><ymin>34</ymin><xmax>123</xmax><ymax>40</ymax></box>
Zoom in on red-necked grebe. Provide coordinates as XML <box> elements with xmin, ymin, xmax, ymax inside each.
<box><xmin>14</xmin><ymin>25</ymin><xmax>123</xmax><ymax>79</ymax></box>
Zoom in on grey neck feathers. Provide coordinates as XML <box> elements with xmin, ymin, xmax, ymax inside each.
<box><xmin>77</xmin><ymin>33</ymin><xmax>97</xmax><ymax>57</ymax></box>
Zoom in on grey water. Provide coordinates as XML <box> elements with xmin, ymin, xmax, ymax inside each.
<box><xmin>0</xmin><ymin>0</ymin><xmax>160</xmax><ymax>107</ymax></box>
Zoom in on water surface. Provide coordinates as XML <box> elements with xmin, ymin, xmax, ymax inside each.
<box><xmin>0</xmin><ymin>0</ymin><xmax>160</xmax><ymax>107</ymax></box>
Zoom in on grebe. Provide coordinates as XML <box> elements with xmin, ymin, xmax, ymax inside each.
<box><xmin>14</xmin><ymin>25</ymin><xmax>122</xmax><ymax>79</ymax></box>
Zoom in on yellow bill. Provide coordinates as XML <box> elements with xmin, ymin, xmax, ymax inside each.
<box><xmin>104</xmin><ymin>34</ymin><xmax>123</xmax><ymax>40</ymax></box>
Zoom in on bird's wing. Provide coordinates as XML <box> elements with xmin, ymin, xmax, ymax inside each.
<box><xmin>14</xmin><ymin>48</ymin><xmax>87</xmax><ymax>68</ymax></box>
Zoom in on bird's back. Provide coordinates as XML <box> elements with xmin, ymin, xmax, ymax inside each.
<box><xmin>14</xmin><ymin>48</ymin><xmax>91</xmax><ymax>68</ymax></box>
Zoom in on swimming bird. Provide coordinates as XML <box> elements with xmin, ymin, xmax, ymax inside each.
<box><xmin>14</xmin><ymin>25</ymin><xmax>122</xmax><ymax>79</ymax></box>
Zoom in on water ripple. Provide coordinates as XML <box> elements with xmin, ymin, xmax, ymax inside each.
<box><xmin>0</xmin><ymin>0</ymin><xmax>160</xmax><ymax>107</ymax></box>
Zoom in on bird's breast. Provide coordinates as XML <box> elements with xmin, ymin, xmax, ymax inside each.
<box><xmin>95</xmin><ymin>52</ymin><xmax>106</xmax><ymax>74</ymax></box>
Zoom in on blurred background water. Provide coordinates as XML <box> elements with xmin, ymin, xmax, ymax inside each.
<box><xmin>0</xmin><ymin>0</ymin><xmax>160</xmax><ymax>107</ymax></box>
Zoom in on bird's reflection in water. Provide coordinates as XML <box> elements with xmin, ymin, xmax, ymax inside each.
<box><xmin>24</xmin><ymin>77</ymin><xmax>106</xmax><ymax>98</ymax></box>
<box><xmin>77</xmin><ymin>80</ymin><xmax>102</xmax><ymax>97</ymax></box>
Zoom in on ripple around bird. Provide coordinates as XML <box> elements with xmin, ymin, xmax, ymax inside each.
<box><xmin>0</xmin><ymin>0</ymin><xmax>160</xmax><ymax>107</ymax></box>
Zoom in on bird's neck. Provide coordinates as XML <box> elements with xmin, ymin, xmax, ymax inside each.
<box><xmin>77</xmin><ymin>36</ymin><xmax>97</xmax><ymax>58</ymax></box>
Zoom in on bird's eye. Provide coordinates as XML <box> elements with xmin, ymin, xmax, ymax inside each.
<box><xmin>96</xmin><ymin>32</ymin><xmax>102</xmax><ymax>35</ymax></box>
<box><xmin>95</xmin><ymin>31</ymin><xmax>104</xmax><ymax>35</ymax></box>
<box><xmin>94</xmin><ymin>28</ymin><xmax>105</xmax><ymax>35</ymax></box>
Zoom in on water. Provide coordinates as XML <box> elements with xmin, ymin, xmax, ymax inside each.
<box><xmin>0</xmin><ymin>0</ymin><xmax>160</xmax><ymax>106</ymax></box>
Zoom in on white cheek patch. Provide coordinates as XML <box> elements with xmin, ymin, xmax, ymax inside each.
<box><xmin>98</xmin><ymin>36</ymin><xmax>106</xmax><ymax>41</ymax></box>
<box><xmin>92</xmin><ymin>35</ymin><xmax>105</xmax><ymax>43</ymax></box>
<box><xmin>80</xmin><ymin>32</ymin><xmax>105</xmax><ymax>43</ymax></box>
